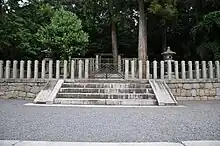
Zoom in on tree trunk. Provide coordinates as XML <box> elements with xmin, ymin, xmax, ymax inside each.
<box><xmin>138</xmin><ymin>0</ymin><xmax>148</xmax><ymax>77</ymax></box>
<box><xmin>108</xmin><ymin>0</ymin><xmax>118</xmax><ymax>64</ymax></box>
<box><xmin>162</xmin><ymin>24</ymin><xmax>167</xmax><ymax>59</ymax></box>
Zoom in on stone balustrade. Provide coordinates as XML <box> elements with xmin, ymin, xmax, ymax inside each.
<box><xmin>0</xmin><ymin>59</ymin><xmax>219</xmax><ymax>80</ymax></box>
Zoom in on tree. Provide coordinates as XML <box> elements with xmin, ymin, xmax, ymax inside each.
<box><xmin>192</xmin><ymin>11</ymin><xmax>220</xmax><ymax>60</ymax></box>
<box><xmin>37</xmin><ymin>8</ymin><xmax>89</xmax><ymax>59</ymax></box>
<box><xmin>137</xmin><ymin>0</ymin><xmax>148</xmax><ymax>77</ymax></box>
<box><xmin>148</xmin><ymin>0</ymin><xmax>177</xmax><ymax>53</ymax></box>
<box><xmin>108</xmin><ymin>0</ymin><xmax>118</xmax><ymax>64</ymax></box>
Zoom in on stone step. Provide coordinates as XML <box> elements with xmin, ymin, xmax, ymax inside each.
<box><xmin>65</xmin><ymin>79</ymin><xmax>149</xmax><ymax>83</ymax></box>
<box><xmin>59</xmin><ymin>88</ymin><xmax>154</xmax><ymax>94</ymax></box>
<box><xmin>54</xmin><ymin>98</ymin><xmax>158</xmax><ymax>106</ymax></box>
<box><xmin>62</xmin><ymin>83</ymin><xmax>151</xmax><ymax>88</ymax></box>
<box><xmin>56</xmin><ymin>93</ymin><xmax>155</xmax><ymax>99</ymax></box>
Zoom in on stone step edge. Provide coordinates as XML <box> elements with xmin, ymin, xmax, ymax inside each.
<box><xmin>62</xmin><ymin>83</ymin><xmax>151</xmax><ymax>85</ymax></box>
<box><xmin>61</xmin><ymin>87</ymin><xmax>151</xmax><ymax>89</ymax></box>
<box><xmin>54</xmin><ymin>98</ymin><xmax>157</xmax><ymax>105</ymax></box>
<box><xmin>57</xmin><ymin>93</ymin><xmax>155</xmax><ymax>95</ymax></box>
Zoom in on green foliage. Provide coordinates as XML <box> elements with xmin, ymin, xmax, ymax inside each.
<box><xmin>148</xmin><ymin>0</ymin><xmax>177</xmax><ymax>22</ymax></box>
<box><xmin>37</xmin><ymin>8</ymin><xmax>89</xmax><ymax>59</ymax></box>
<box><xmin>192</xmin><ymin>11</ymin><xmax>220</xmax><ymax>60</ymax></box>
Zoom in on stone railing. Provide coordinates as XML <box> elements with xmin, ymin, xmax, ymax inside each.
<box><xmin>0</xmin><ymin>59</ymin><xmax>219</xmax><ymax>80</ymax></box>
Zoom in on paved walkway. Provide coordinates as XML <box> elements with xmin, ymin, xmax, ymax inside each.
<box><xmin>0</xmin><ymin>99</ymin><xmax>220</xmax><ymax>142</ymax></box>
<box><xmin>1</xmin><ymin>140</ymin><xmax>220</xmax><ymax>146</ymax></box>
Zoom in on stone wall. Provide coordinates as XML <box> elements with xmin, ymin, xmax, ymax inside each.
<box><xmin>167</xmin><ymin>80</ymin><xmax>220</xmax><ymax>101</ymax></box>
<box><xmin>0</xmin><ymin>79</ymin><xmax>47</xmax><ymax>100</ymax></box>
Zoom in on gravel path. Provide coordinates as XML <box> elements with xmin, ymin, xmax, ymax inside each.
<box><xmin>0</xmin><ymin>99</ymin><xmax>220</xmax><ymax>142</ymax></box>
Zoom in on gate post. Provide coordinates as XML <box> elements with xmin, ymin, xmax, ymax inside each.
<box><xmin>85</xmin><ymin>59</ymin><xmax>89</xmax><ymax>79</ymax></box>
<box><xmin>125</xmin><ymin>60</ymin><xmax>129</xmax><ymax>79</ymax></box>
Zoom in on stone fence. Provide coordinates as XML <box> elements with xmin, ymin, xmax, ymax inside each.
<box><xmin>0</xmin><ymin>59</ymin><xmax>219</xmax><ymax>80</ymax></box>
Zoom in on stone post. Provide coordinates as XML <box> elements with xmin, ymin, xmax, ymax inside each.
<box><xmin>20</xmin><ymin>60</ymin><xmax>24</xmax><ymax>79</ymax></box>
<box><xmin>125</xmin><ymin>60</ymin><xmax>129</xmax><ymax>79</ymax></box>
<box><xmin>85</xmin><ymin>59</ymin><xmax>89</xmax><ymax>79</ymax></box>
<box><xmin>27</xmin><ymin>60</ymin><xmax>31</xmax><ymax>79</ymax></box>
<box><xmin>49</xmin><ymin>60</ymin><xmax>53</xmax><ymax>79</ymax></box>
<box><xmin>195</xmin><ymin>61</ymin><xmax>200</xmax><ymax>79</ymax></box>
<box><xmin>13</xmin><ymin>60</ymin><xmax>18</xmax><ymax>79</ymax></box>
<box><xmin>153</xmin><ymin>60</ymin><xmax>157</xmax><ymax>79</ymax></box>
<box><xmin>71</xmin><ymin>60</ymin><xmax>75</xmax><ymax>79</ymax></box>
<box><xmin>41</xmin><ymin>60</ymin><xmax>46</xmax><ymax>79</ymax></box>
<box><xmin>181</xmin><ymin>61</ymin><xmax>186</xmax><ymax>79</ymax></box>
<box><xmin>139</xmin><ymin>60</ymin><xmax>142</xmax><ymax>79</ymax></box>
<box><xmin>78</xmin><ymin>60</ymin><xmax>82</xmax><ymax>79</ymax></box>
<box><xmin>160</xmin><ymin>61</ymin><xmax>164</xmax><ymax>79</ymax></box>
<box><xmin>64</xmin><ymin>60</ymin><xmax>68</xmax><ymax>79</ymax></box>
<box><xmin>134</xmin><ymin>58</ymin><xmax>137</xmax><ymax>75</ymax></box>
<box><xmin>131</xmin><ymin>60</ymin><xmax>135</xmax><ymax>79</ymax></box>
<box><xmin>56</xmin><ymin>60</ymin><xmax>60</xmax><ymax>79</ymax></box>
<box><xmin>95</xmin><ymin>55</ymin><xmax>99</xmax><ymax>70</ymax></box>
<box><xmin>208</xmin><ymin>61</ymin><xmax>213</xmax><ymax>79</ymax></box>
<box><xmin>188</xmin><ymin>61</ymin><xmax>193</xmax><ymax>79</ymax></box>
<box><xmin>118</xmin><ymin>55</ymin><xmax>121</xmax><ymax>72</ymax></box>
<box><xmin>174</xmin><ymin>61</ymin><xmax>179</xmax><ymax>79</ymax></box>
<box><xmin>202</xmin><ymin>61</ymin><xmax>207</xmax><ymax>79</ymax></box>
<box><xmin>215</xmin><ymin>61</ymin><xmax>220</xmax><ymax>79</ymax></box>
<box><xmin>5</xmin><ymin>60</ymin><xmax>10</xmax><ymax>79</ymax></box>
<box><xmin>146</xmin><ymin>60</ymin><xmax>150</xmax><ymax>79</ymax></box>
<box><xmin>34</xmin><ymin>60</ymin><xmax>39</xmax><ymax>79</ymax></box>
<box><xmin>168</xmin><ymin>60</ymin><xmax>172</xmax><ymax>80</ymax></box>
<box><xmin>0</xmin><ymin>60</ymin><xmax>3</xmax><ymax>78</ymax></box>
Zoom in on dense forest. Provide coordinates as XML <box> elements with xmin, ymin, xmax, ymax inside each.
<box><xmin>0</xmin><ymin>0</ymin><xmax>220</xmax><ymax>61</ymax></box>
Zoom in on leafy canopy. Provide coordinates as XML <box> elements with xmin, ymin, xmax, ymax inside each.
<box><xmin>37</xmin><ymin>8</ymin><xmax>89</xmax><ymax>59</ymax></box>
<box><xmin>192</xmin><ymin>11</ymin><xmax>220</xmax><ymax>60</ymax></box>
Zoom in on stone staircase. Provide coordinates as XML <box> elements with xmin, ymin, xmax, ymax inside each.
<box><xmin>54</xmin><ymin>80</ymin><xmax>158</xmax><ymax>106</ymax></box>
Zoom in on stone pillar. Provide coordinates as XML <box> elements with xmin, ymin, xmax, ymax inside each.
<box><xmin>34</xmin><ymin>60</ymin><xmax>39</xmax><ymax>79</ymax></box>
<box><xmin>160</xmin><ymin>61</ymin><xmax>164</xmax><ymax>79</ymax></box>
<box><xmin>146</xmin><ymin>60</ymin><xmax>150</xmax><ymax>79</ymax></box>
<box><xmin>195</xmin><ymin>61</ymin><xmax>200</xmax><ymax>79</ymax></box>
<box><xmin>49</xmin><ymin>60</ymin><xmax>53</xmax><ymax>79</ymax></box>
<box><xmin>215</xmin><ymin>61</ymin><xmax>220</xmax><ymax>79</ymax></box>
<box><xmin>0</xmin><ymin>60</ymin><xmax>3</xmax><ymax>79</ymax></box>
<box><xmin>56</xmin><ymin>60</ymin><xmax>60</xmax><ymax>79</ymax></box>
<box><xmin>64</xmin><ymin>60</ymin><xmax>68</xmax><ymax>79</ymax></box>
<box><xmin>95</xmin><ymin>55</ymin><xmax>99</xmax><ymax>70</ymax></box>
<box><xmin>13</xmin><ymin>60</ymin><xmax>18</xmax><ymax>79</ymax></box>
<box><xmin>202</xmin><ymin>61</ymin><xmax>207</xmax><ymax>79</ymax></box>
<box><xmin>5</xmin><ymin>60</ymin><xmax>10</xmax><ymax>79</ymax></box>
<box><xmin>134</xmin><ymin>58</ymin><xmax>137</xmax><ymax>74</ymax></box>
<box><xmin>188</xmin><ymin>61</ymin><xmax>193</xmax><ymax>79</ymax></box>
<box><xmin>167</xmin><ymin>60</ymin><xmax>172</xmax><ymax>80</ymax></box>
<box><xmin>71</xmin><ymin>60</ymin><xmax>75</xmax><ymax>79</ymax></box>
<box><xmin>27</xmin><ymin>60</ymin><xmax>31</xmax><ymax>79</ymax></box>
<box><xmin>78</xmin><ymin>60</ymin><xmax>82</xmax><ymax>79</ymax></box>
<box><xmin>174</xmin><ymin>61</ymin><xmax>179</xmax><ymax>79</ymax></box>
<box><xmin>139</xmin><ymin>60</ymin><xmax>142</xmax><ymax>79</ymax></box>
<box><xmin>131</xmin><ymin>60</ymin><xmax>135</xmax><ymax>79</ymax></box>
<box><xmin>85</xmin><ymin>59</ymin><xmax>89</xmax><ymax>79</ymax></box>
<box><xmin>118</xmin><ymin>55</ymin><xmax>121</xmax><ymax>72</ymax></box>
<box><xmin>20</xmin><ymin>60</ymin><xmax>24</xmax><ymax>79</ymax></box>
<box><xmin>41</xmin><ymin>60</ymin><xmax>46</xmax><ymax>79</ymax></box>
<box><xmin>181</xmin><ymin>61</ymin><xmax>186</xmax><ymax>79</ymax></box>
<box><xmin>125</xmin><ymin>60</ymin><xmax>129</xmax><ymax>79</ymax></box>
<box><xmin>208</xmin><ymin>61</ymin><xmax>213</xmax><ymax>79</ymax></box>
<box><xmin>153</xmin><ymin>60</ymin><xmax>157</xmax><ymax>79</ymax></box>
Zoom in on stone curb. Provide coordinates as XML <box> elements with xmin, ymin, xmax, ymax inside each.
<box><xmin>0</xmin><ymin>140</ymin><xmax>220</xmax><ymax>146</ymax></box>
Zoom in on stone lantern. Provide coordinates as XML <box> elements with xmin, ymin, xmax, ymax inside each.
<box><xmin>162</xmin><ymin>46</ymin><xmax>176</xmax><ymax>78</ymax></box>
<box><xmin>161</xmin><ymin>46</ymin><xmax>176</xmax><ymax>61</ymax></box>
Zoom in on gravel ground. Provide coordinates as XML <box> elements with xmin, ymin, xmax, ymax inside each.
<box><xmin>0</xmin><ymin>99</ymin><xmax>220</xmax><ymax>142</ymax></box>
